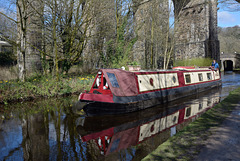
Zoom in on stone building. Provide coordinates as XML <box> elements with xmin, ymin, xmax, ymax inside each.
<box><xmin>173</xmin><ymin>0</ymin><xmax>220</xmax><ymax>62</ymax></box>
<box><xmin>133</xmin><ymin>0</ymin><xmax>169</xmax><ymax>69</ymax></box>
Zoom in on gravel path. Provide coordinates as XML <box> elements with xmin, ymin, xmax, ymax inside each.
<box><xmin>195</xmin><ymin>102</ymin><xmax>240</xmax><ymax>161</ymax></box>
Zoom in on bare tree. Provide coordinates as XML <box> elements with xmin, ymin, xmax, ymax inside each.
<box><xmin>43</xmin><ymin>0</ymin><xmax>97</xmax><ymax>76</ymax></box>
<box><xmin>0</xmin><ymin>6</ymin><xmax>17</xmax><ymax>45</ymax></box>
<box><xmin>83</xmin><ymin>0</ymin><xmax>137</xmax><ymax>69</ymax></box>
<box><xmin>16</xmin><ymin>0</ymin><xmax>43</xmax><ymax>81</ymax></box>
<box><xmin>218</xmin><ymin>26</ymin><xmax>240</xmax><ymax>53</ymax></box>
<box><xmin>219</xmin><ymin>0</ymin><xmax>240</xmax><ymax>11</ymax></box>
<box><xmin>16</xmin><ymin>0</ymin><xmax>28</xmax><ymax>81</ymax></box>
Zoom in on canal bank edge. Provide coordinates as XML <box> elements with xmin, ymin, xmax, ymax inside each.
<box><xmin>142</xmin><ymin>87</ymin><xmax>240</xmax><ymax>161</ymax></box>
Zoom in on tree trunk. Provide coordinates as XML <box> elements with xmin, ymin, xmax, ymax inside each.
<box><xmin>17</xmin><ymin>0</ymin><xmax>27</xmax><ymax>82</ymax></box>
<box><xmin>52</xmin><ymin>0</ymin><xmax>59</xmax><ymax>80</ymax></box>
<box><xmin>17</xmin><ymin>0</ymin><xmax>43</xmax><ymax>81</ymax></box>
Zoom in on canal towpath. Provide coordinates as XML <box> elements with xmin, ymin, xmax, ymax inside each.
<box><xmin>142</xmin><ymin>87</ymin><xmax>240</xmax><ymax>161</ymax></box>
<box><xmin>195</xmin><ymin>102</ymin><xmax>240</xmax><ymax>161</ymax></box>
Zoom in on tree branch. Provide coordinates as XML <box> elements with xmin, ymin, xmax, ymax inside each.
<box><xmin>0</xmin><ymin>11</ymin><xmax>18</xmax><ymax>23</ymax></box>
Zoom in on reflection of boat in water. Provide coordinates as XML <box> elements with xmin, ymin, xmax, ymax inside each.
<box><xmin>76</xmin><ymin>89</ymin><xmax>220</xmax><ymax>156</ymax></box>
<box><xmin>78</xmin><ymin>68</ymin><xmax>221</xmax><ymax>115</ymax></box>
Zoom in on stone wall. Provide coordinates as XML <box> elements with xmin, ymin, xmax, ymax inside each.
<box><xmin>17</xmin><ymin>0</ymin><xmax>43</xmax><ymax>75</ymax></box>
<box><xmin>173</xmin><ymin>0</ymin><xmax>220</xmax><ymax>62</ymax></box>
<box><xmin>25</xmin><ymin>0</ymin><xmax>43</xmax><ymax>73</ymax></box>
<box><xmin>133</xmin><ymin>0</ymin><xmax>169</xmax><ymax>69</ymax></box>
<box><xmin>83</xmin><ymin>0</ymin><xmax>116</xmax><ymax>69</ymax></box>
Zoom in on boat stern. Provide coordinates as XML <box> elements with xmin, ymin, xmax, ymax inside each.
<box><xmin>78</xmin><ymin>70</ymin><xmax>114</xmax><ymax>103</ymax></box>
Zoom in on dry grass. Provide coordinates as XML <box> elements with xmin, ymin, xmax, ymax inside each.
<box><xmin>0</xmin><ymin>66</ymin><xmax>18</xmax><ymax>81</ymax></box>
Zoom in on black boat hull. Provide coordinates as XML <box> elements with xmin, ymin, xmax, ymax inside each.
<box><xmin>81</xmin><ymin>80</ymin><xmax>222</xmax><ymax>116</ymax></box>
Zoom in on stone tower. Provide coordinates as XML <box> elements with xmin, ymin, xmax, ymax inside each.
<box><xmin>133</xmin><ymin>0</ymin><xmax>169</xmax><ymax>69</ymax></box>
<box><xmin>17</xmin><ymin>0</ymin><xmax>43</xmax><ymax>76</ymax></box>
<box><xmin>83</xmin><ymin>0</ymin><xmax>116</xmax><ymax>69</ymax></box>
<box><xmin>25</xmin><ymin>0</ymin><xmax>43</xmax><ymax>72</ymax></box>
<box><xmin>173</xmin><ymin>0</ymin><xmax>220</xmax><ymax>62</ymax></box>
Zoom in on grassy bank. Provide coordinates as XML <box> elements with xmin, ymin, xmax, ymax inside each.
<box><xmin>173</xmin><ymin>58</ymin><xmax>213</xmax><ymax>67</ymax></box>
<box><xmin>142</xmin><ymin>87</ymin><xmax>240</xmax><ymax>161</ymax></box>
<box><xmin>0</xmin><ymin>74</ymin><xmax>95</xmax><ymax>105</ymax></box>
<box><xmin>233</xmin><ymin>68</ymin><xmax>240</xmax><ymax>71</ymax></box>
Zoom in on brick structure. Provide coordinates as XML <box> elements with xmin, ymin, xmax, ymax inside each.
<box><xmin>173</xmin><ymin>0</ymin><xmax>220</xmax><ymax>62</ymax></box>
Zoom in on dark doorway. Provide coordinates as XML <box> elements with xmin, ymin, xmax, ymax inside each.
<box><xmin>223</xmin><ymin>60</ymin><xmax>233</xmax><ymax>71</ymax></box>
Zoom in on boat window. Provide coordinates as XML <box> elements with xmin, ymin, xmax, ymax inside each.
<box><xmin>110</xmin><ymin>138</ymin><xmax>120</xmax><ymax>152</ymax></box>
<box><xmin>185</xmin><ymin>74</ymin><xmax>191</xmax><ymax>83</ymax></box>
<box><xmin>207</xmin><ymin>100</ymin><xmax>211</xmax><ymax>106</ymax></box>
<box><xmin>107</xmin><ymin>72</ymin><xmax>119</xmax><ymax>88</ymax></box>
<box><xmin>186</xmin><ymin>107</ymin><xmax>191</xmax><ymax>117</ymax></box>
<box><xmin>198</xmin><ymin>73</ymin><xmax>203</xmax><ymax>81</ymax></box>
<box><xmin>149</xmin><ymin>78</ymin><xmax>154</xmax><ymax>86</ymax></box>
<box><xmin>172</xmin><ymin>76</ymin><xmax>176</xmax><ymax>83</ymax></box>
<box><xmin>93</xmin><ymin>75</ymin><xmax>101</xmax><ymax>89</ymax></box>
<box><xmin>173</xmin><ymin>116</ymin><xmax>177</xmax><ymax>123</ymax></box>
<box><xmin>103</xmin><ymin>77</ymin><xmax>109</xmax><ymax>90</ymax></box>
<box><xmin>199</xmin><ymin>103</ymin><xmax>202</xmax><ymax>111</ymax></box>
<box><xmin>93</xmin><ymin>82</ymin><xmax>98</xmax><ymax>89</ymax></box>
<box><xmin>207</xmin><ymin>73</ymin><xmax>212</xmax><ymax>80</ymax></box>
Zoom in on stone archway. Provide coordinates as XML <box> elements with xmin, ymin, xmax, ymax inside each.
<box><xmin>223</xmin><ymin>60</ymin><xmax>233</xmax><ymax>71</ymax></box>
<box><xmin>220</xmin><ymin>54</ymin><xmax>237</xmax><ymax>71</ymax></box>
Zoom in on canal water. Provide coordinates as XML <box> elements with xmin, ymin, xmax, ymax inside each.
<box><xmin>0</xmin><ymin>72</ymin><xmax>240</xmax><ymax>161</ymax></box>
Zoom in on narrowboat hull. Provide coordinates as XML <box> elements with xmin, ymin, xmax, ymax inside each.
<box><xmin>77</xmin><ymin>88</ymin><xmax>221</xmax><ymax>156</ymax></box>
<box><xmin>78</xmin><ymin>68</ymin><xmax>222</xmax><ymax>116</ymax></box>
<box><xmin>81</xmin><ymin>79</ymin><xmax>222</xmax><ymax>116</ymax></box>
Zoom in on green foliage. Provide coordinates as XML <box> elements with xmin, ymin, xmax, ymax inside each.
<box><xmin>129</xmin><ymin>60</ymin><xmax>140</xmax><ymax>66</ymax></box>
<box><xmin>173</xmin><ymin>58</ymin><xmax>213</xmax><ymax>67</ymax></box>
<box><xmin>102</xmin><ymin>9</ymin><xmax>137</xmax><ymax>69</ymax></box>
<box><xmin>111</xmin><ymin>37</ymin><xmax>138</xmax><ymax>69</ymax></box>
<box><xmin>0</xmin><ymin>74</ymin><xmax>95</xmax><ymax>104</ymax></box>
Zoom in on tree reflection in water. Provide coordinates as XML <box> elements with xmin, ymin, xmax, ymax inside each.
<box><xmin>0</xmin><ymin>86</ymin><xmax>231</xmax><ymax>161</ymax></box>
<box><xmin>0</xmin><ymin>97</ymin><xmax>90</xmax><ymax>161</ymax></box>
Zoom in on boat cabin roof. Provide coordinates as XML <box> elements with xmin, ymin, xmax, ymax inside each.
<box><xmin>97</xmin><ymin>67</ymin><xmax>212</xmax><ymax>97</ymax></box>
<box><xmin>100</xmin><ymin>69</ymin><xmax>139</xmax><ymax>97</ymax></box>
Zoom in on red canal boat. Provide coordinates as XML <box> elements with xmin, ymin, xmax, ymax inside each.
<box><xmin>77</xmin><ymin>91</ymin><xmax>220</xmax><ymax>155</ymax></box>
<box><xmin>78</xmin><ymin>67</ymin><xmax>221</xmax><ymax>115</ymax></box>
